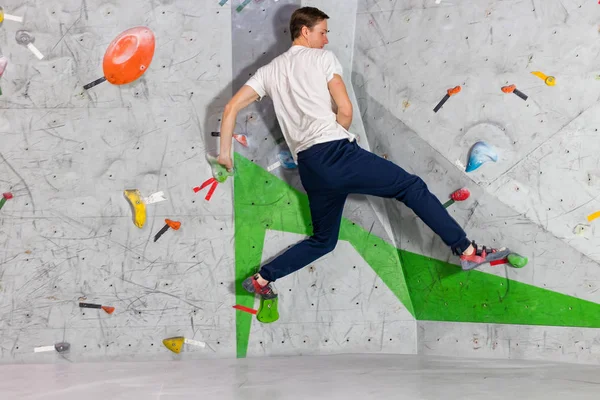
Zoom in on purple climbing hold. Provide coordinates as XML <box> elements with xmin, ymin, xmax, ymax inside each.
<box><xmin>466</xmin><ymin>141</ymin><xmax>497</xmax><ymax>172</ymax></box>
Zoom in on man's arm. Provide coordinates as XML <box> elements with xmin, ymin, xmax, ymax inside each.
<box><xmin>327</xmin><ymin>74</ymin><xmax>353</xmax><ymax>130</ymax></box>
<box><xmin>218</xmin><ymin>85</ymin><xmax>260</xmax><ymax>168</ymax></box>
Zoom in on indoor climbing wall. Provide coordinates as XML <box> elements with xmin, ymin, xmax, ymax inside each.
<box><xmin>0</xmin><ymin>0</ymin><xmax>238</xmax><ymax>363</ymax></box>
<box><xmin>353</xmin><ymin>0</ymin><xmax>600</xmax><ymax>364</ymax></box>
<box><xmin>2</xmin><ymin>0</ymin><xmax>600</xmax><ymax>369</ymax></box>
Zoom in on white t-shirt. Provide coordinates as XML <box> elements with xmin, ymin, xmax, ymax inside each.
<box><xmin>244</xmin><ymin>45</ymin><xmax>356</xmax><ymax>162</ymax></box>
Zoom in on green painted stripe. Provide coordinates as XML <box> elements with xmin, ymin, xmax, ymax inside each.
<box><xmin>401</xmin><ymin>250</ymin><xmax>600</xmax><ymax>327</ymax></box>
<box><xmin>339</xmin><ymin>220</ymin><xmax>414</xmax><ymax>316</ymax></box>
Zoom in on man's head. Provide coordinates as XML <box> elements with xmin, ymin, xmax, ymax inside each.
<box><xmin>290</xmin><ymin>7</ymin><xmax>329</xmax><ymax>49</ymax></box>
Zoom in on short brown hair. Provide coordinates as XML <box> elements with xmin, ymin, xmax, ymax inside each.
<box><xmin>289</xmin><ymin>7</ymin><xmax>329</xmax><ymax>42</ymax></box>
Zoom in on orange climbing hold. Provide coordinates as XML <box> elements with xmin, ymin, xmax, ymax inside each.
<box><xmin>501</xmin><ymin>84</ymin><xmax>528</xmax><ymax>101</ymax></box>
<box><xmin>103</xmin><ymin>26</ymin><xmax>155</xmax><ymax>86</ymax></box>
<box><xmin>447</xmin><ymin>86</ymin><xmax>461</xmax><ymax>96</ymax></box>
<box><xmin>165</xmin><ymin>219</ymin><xmax>181</xmax><ymax>230</ymax></box>
<box><xmin>84</xmin><ymin>27</ymin><xmax>155</xmax><ymax>90</ymax></box>
<box><xmin>433</xmin><ymin>85</ymin><xmax>461</xmax><ymax>113</ymax></box>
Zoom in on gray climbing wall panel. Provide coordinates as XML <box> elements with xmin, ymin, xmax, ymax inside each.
<box><xmin>0</xmin><ymin>0</ymin><xmax>237</xmax><ymax>363</ymax></box>
<box><xmin>246</xmin><ymin>231</ymin><xmax>415</xmax><ymax>357</ymax></box>
<box><xmin>353</xmin><ymin>0</ymin><xmax>600</xmax><ymax>364</ymax></box>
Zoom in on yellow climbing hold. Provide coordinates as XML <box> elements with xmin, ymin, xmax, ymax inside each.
<box><xmin>587</xmin><ymin>211</ymin><xmax>600</xmax><ymax>222</ymax></box>
<box><xmin>162</xmin><ymin>337</ymin><xmax>184</xmax><ymax>354</ymax></box>
<box><xmin>162</xmin><ymin>336</ymin><xmax>206</xmax><ymax>354</ymax></box>
<box><xmin>124</xmin><ymin>189</ymin><xmax>146</xmax><ymax>228</ymax></box>
<box><xmin>531</xmin><ymin>71</ymin><xmax>556</xmax><ymax>86</ymax></box>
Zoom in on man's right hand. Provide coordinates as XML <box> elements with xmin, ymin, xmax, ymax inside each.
<box><xmin>217</xmin><ymin>154</ymin><xmax>233</xmax><ymax>172</ymax></box>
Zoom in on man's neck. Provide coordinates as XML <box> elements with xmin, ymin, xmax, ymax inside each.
<box><xmin>292</xmin><ymin>38</ymin><xmax>309</xmax><ymax>48</ymax></box>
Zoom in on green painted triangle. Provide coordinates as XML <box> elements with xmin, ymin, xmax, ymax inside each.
<box><xmin>400</xmin><ymin>250</ymin><xmax>600</xmax><ymax>327</ymax></box>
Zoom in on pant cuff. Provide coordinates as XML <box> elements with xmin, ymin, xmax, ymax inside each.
<box><xmin>258</xmin><ymin>268</ymin><xmax>274</xmax><ymax>282</ymax></box>
<box><xmin>451</xmin><ymin>237</ymin><xmax>472</xmax><ymax>256</ymax></box>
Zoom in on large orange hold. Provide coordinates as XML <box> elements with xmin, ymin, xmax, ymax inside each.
<box><xmin>102</xmin><ymin>26</ymin><xmax>155</xmax><ymax>86</ymax></box>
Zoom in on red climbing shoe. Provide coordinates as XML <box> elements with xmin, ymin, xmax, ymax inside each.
<box><xmin>460</xmin><ymin>241</ymin><xmax>511</xmax><ymax>270</ymax></box>
<box><xmin>242</xmin><ymin>274</ymin><xmax>278</xmax><ymax>299</ymax></box>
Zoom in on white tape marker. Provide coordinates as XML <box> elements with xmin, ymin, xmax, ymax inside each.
<box><xmin>4</xmin><ymin>14</ymin><xmax>24</xmax><ymax>22</ymax></box>
<box><xmin>27</xmin><ymin>43</ymin><xmax>44</xmax><ymax>60</ymax></box>
<box><xmin>184</xmin><ymin>338</ymin><xmax>206</xmax><ymax>348</ymax></box>
<box><xmin>267</xmin><ymin>161</ymin><xmax>281</xmax><ymax>172</ymax></box>
<box><xmin>34</xmin><ymin>345</ymin><xmax>55</xmax><ymax>353</ymax></box>
<box><xmin>143</xmin><ymin>191</ymin><xmax>167</xmax><ymax>205</ymax></box>
<box><xmin>454</xmin><ymin>159</ymin><xmax>466</xmax><ymax>170</ymax></box>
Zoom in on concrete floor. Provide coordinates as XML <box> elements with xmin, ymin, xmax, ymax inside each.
<box><xmin>1</xmin><ymin>354</ymin><xmax>599</xmax><ymax>400</ymax></box>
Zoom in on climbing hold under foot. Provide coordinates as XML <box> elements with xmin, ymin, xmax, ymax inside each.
<box><xmin>466</xmin><ymin>141</ymin><xmax>497</xmax><ymax>172</ymax></box>
<box><xmin>507</xmin><ymin>253</ymin><xmax>528</xmax><ymax>268</ymax></box>
<box><xmin>257</xmin><ymin>297</ymin><xmax>279</xmax><ymax>323</ymax></box>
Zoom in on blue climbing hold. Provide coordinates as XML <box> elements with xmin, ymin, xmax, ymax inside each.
<box><xmin>277</xmin><ymin>150</ymin><xmax>297</xmax><ymax>169</ymax></box>
<box><xmin>466</xmin><ymin>141</ymin><xmax>497</xmax><ymax>172</ymax></box>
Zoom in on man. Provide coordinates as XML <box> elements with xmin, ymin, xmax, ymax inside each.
<box><xmin>217</xmin><ymin>7</ymin><xmax>510</xmax><ymax>300</ymax></box>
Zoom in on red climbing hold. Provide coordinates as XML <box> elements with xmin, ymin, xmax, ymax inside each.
<box><xmin>451</xmin><ymin>188</ymin><xmax>470</xmax><ymax>202</ymax></box>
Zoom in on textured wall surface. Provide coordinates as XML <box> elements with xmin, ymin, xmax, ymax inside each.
<box><xmin>1</xmin><ymin>0</ymin><xmax>600</xmax><ymax>378</ymax></box>
<box><xmin>0</xmin><ymin>0</ymin><xmax>237</xmax><ymax>363</ymax></box>
<box><xmin>352</xmin><ymin>0</ymin><xmax>600</xmax><ymax>365</ymax></box>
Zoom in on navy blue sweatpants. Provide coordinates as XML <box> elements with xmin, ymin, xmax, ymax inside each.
<box><xmin>258</xmin><ymin>139</ymin><xmax>471</xmax><ymax>282</ymax></box>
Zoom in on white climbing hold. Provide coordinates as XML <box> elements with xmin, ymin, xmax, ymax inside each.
<box><xmin>573</xmin><ymin>224</ymin><xmax>591</xmax><ymax>238</ymax></box>
<box><xmin>143</xmin><ymin>191</ymin><xmax>167</xmax><ymax>205</ymax></box>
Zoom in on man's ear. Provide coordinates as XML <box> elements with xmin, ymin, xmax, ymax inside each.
<box><xmin>301</xmin><ymin>25</ymin><xmax>309</xmax><ymax>38</ymax></box>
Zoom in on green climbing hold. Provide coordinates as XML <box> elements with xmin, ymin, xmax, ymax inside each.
<box><xmin>206</xmin><ymin>154</ymin><xmax>234</xmax><ymax>183</ymax></box>
<box><xmin>507</xmin><ymin>253</ymin><xmax>528</xmax><ymax>268</ymax></box>
<box><xmin>257</xmin><ymin>297</ymin><xmax>279</xmax><ymax>323</ymax></box>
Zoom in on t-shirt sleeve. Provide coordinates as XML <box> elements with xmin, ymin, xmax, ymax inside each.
<box><xmin>244</xmin><ymin>66</ymin><xmax>267</xmax><ymax>99</ymax></box>
<box><xmin>323</xmin><ymin>50</ymin><xmax>344</xmax><ymax>82</ymax></box>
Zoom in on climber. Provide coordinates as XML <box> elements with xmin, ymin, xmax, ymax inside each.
<box><xmin>217</xmin><ymin>6</ymin><xmax>510</xmax><ymax>300</ymax></box>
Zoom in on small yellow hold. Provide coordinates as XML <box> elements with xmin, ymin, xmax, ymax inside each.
<box><xmin>124</xmin><ymin>189</ymin><xmax>146</xmax><ymax>228</ymax></box>
<box><xmin>162</xmin><ymin>337</ymin><xmax>184</xmax><ymax>354</ymax></box>
<box><xmin>587</xmin><ymin>210</ymin><xmax>600</xmax><ymax>223</ymax></box>
<box><xmin>531</xmin><ymin>71</ymin><xmax>556</xmax><ymax>86</ymax></box>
